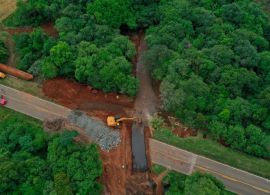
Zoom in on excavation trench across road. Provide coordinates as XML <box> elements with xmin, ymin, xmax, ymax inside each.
<box><xmin>150</xmin><ymin>139</ymin><xmax>270</xmax><ymax>195</ymax></box>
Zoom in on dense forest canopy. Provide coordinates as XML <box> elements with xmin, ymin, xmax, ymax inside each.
<box><xmin>143</xmin><ymin>0</ymin><xmax>270</xmax><ymax>158</ymax></box>
<box><xmin>5</xmin><ymin>0</ymin><xmax>270</xmax><ymax>158</ymax></box>
<box><xmin>10</xmin><ymin>0</ymin><xmax>160</xmax><ymax>97</ymax></box>
<box><xmin>11</xmin><ymin>0</ymin><xmax>159</xmax><ymax>96</ymax></box>
<box><xmin>0</xmin><ymin>114</ymin><xmax>102</xmax><ymax>194</ymax></box>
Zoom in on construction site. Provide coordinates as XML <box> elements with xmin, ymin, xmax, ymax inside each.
<box><xmin>2</xmin><ymin>1</ymin><xmax>270</xmax><ymax>195</ymax></box>
<box><xmin>0</xmin><ymin>24</ymin><xmax>170</xmax><ymax>194</ymax></box>
<box><xmin>42</xmin><ymin>32</ymin><xmax>159</xmax><ymax>194</ymax></box>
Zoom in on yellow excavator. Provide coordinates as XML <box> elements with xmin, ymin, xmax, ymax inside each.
<box><xmin>0</xmin><ymin>72</ymin><xmax>6</xmax><ymax>79</ymax></box>
<box><xmin>107</xmin><ymin>115</ymin><xmax>139</xmax><ymax>127</ymax></box>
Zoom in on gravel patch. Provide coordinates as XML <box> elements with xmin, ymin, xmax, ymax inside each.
<box><xmin>68</xmin><ymin>111</ymin><xmax>121</xmax><ymax>151</ymax></box>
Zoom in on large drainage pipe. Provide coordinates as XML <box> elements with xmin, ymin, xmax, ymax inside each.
<box><xmin>0</xmin><ymin>63</ymin><xmax>33</xmax><ymax>80</ymax></box>
<box><xmin>132</xmin><ymin>122</ymin><xmax>148</xmax><ymax>171</ymax></box>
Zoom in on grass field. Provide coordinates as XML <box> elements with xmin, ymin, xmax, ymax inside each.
<box><xmin>0</xmin><ymin>0</ymin><xmax>17</xmax><ymax>22</ymax></box>
<box><xmin>0</xmin><ymin>76</ymin><xmax>47</xmax><ymax>99</ymax></box>
<box><xmin>154</xmin><ymin>128</ymin><xmax>270</xmax><ymax>179</ymax></box>
<box><xmin>151</xmin><ymin>164</ymin><xmax>167</xmax><ymax>175</ymax></box>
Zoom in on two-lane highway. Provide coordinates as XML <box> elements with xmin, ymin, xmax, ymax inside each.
<box><xmin>150</xmin><ymin>139</ymin><xmax>270</xmax><ymax>195</ymax></box>
<box><xmin>0</xmin><ymin>84</ymin><xmax>71</xmax><ymax>120</ymax></box>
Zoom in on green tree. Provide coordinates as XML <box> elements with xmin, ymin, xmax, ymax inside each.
<box><xmin>221</xmin><ymin>3</ymin><xmax>243</xmax><ymax>25</ymax></box>
<box><xmin>0</xmin><ymin>41</ymin><xmax>8</xmax><ymax>63</ymax></box>
<box><xmin>184</xmin><ymin>172</ymin><xmax>225</xmax><ymax>195</ymax></box>
<box><xmin>225</xmin><ymin>125</ymin><xmax>246</xmax><ymax>150</ymax></box>
<box><xmin>87</xmin><ymin>0</ymin><xmax>136</xmax><ymax>28</ymax></box>
<box><xmin>46</xmin><ymin>41</ymin><xmax>74</xmax><ymax>77</ymax></box>
<box><xmin>54</xmin><ymin>172</ymin><xmax>73</xmax><ymax>195</ymax></box>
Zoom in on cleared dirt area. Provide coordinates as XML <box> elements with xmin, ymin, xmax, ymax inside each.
<box><xmin>42</xmin><ymin>33</ymin><xmax>157</xmax><ymax>194</ymax></box>
<box><xmin>43</xmin><ymin>78</ymin><xmax>134</xmax><ymax>121</ymax></box>
<box><xmin>0</xmin><ymin>0</ymin><xmax>17</xmax><ymax>22</ymax></box>
<box><xmin>130</xmin><ymin>32</ymin><xmax>159</xmax><ymax>124</ymax></box>
<box><xmin>100</xmin><ymin>122</ymin><xmax>132</xmax><ymax>194</ymax></box>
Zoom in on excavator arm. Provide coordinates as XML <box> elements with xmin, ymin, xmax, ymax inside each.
<box><xmin>116</xmin><ymin>117</ymin><xmax>136</xmax><ymax>122</ymax></box>
<box><xmin>107</xmin><ymin>116</ymin><xmax>138</xmax><ymax>127</ymax></box>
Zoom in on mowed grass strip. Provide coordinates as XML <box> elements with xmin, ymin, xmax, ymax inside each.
<box><xmin>154</xmin><ymin>128</ymin><xmax>270</xmax><ymax>179</ymax></box>
<box><xmin>0</xmin><ymin>76</ymin><xmax>47</xmax><ymax>99</ymax></box>
<box><xmin>151</xmin><ymin>164</ymin><xmax>167</xmax><ymax>175</ymax></box>
<box><xmin>0</xmin><ymin>0</ymin><xmax>17</xmax><ymax>22</ymax></box>
<box><xmin>0</xmin><ymin>106</ymin><xmax>41</xmax><ymax>126</ymax></box>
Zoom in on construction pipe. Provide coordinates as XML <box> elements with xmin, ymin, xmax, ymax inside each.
<box><xmin>0</xmin><ymin>63</ymin><xmax>33</xmax><ymax>80</ymax></box>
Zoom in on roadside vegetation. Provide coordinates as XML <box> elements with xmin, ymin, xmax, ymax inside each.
<box><xmin>164</xmin><ymin>171</ymin><xmax>232</xmax><ymax>195</ymax></box>
<box><xmin>0</xmin><ymin>76</ymin><xmax>46</xmax><ymax>98</ymax></box>
<box><xmin>151</xmin><ymin>165</ymin><xmax>232</xmax><ymax>195</ymax></box>
<box><xmin>0</xmin><ymin>107</ymin><xmax>102</xmax><ymax>194</ymax></box>
<box><xmin>152</xmin><ymin>116</ymin><xmax>270</xmax><ymax>179</ymax></box>
<box><xmin>0</xmin><ymin>38</ymin><xmax>8</xmax><ymax>63</ymax></box>
<box><xmin>143</xmin><ymin>0</ymin><xmax>270</xmax><ymax>159</ymax></box>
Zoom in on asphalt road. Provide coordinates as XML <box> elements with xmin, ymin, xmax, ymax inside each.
<box><xmin>0</xmin><ymin>84</ymin><xmax>71</xmax><ymax>120</ymax></box>
<box><xmin>2</xmin><ymin>83</ymin><xmax>270</xmax><ymax>194</ymax></box>
<box><xmin>150</xmin><ymin>139</ymin><xmax>270</xmax><ymax>195</ymax></box>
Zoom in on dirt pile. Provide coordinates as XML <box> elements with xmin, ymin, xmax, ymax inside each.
<box><xmin>43</xmin><ymin>118</ymin><xmax>65</xmax><ymax>132</ymax></box>
<box><xmin>126</xmin><ymin>173</ymin><xmax>155</xmax><ymax>195</ymax></box>
<box><xmin>68</xmin><ymin>111</ymin><xmax>121</xmax><ymax>151</ymax></box>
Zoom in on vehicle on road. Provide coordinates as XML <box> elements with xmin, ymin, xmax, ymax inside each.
<box><xmin>0</xmin><ymin>95</ymin><xmax>7</xmax><ymax>105</ymax></box>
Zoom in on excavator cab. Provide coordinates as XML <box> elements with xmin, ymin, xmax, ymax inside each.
<box><xmin>0</xmin><ymin>72</ymin><xmax>6</xmax><ymax>79</ymax></box>
<box><xmin>107</xmin><ymin>116</ymin><xmax>120</xmax><ymax>127</ymax></box>
<box><xmin>107</xmin><ymin>115</ymin><xmax>138</xmax><ymax>127</ymax></box>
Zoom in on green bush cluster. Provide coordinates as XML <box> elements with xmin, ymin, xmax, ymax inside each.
<box><xmin>14</xmin><ymin>28</ymin><xmax>56</xmax><ymax>76</ymax></box>
<box><xmin>164</xmin><ymin>171</ymin><xmax>230</xmax><ymax>195</ymax></box>
<box><xmin>144</xmin><ymin>0</ymin><xmax>270</xmax><ymax>158</ymax></box>
<box><xmin>11</xmin><ymin>0</ymin><xmax>160</xmax><ymax>96</ymax></box>
<box><xmin>0</xmin><ymin>115</ymin><xmax>102</xmax><ymax>194</ymax></box>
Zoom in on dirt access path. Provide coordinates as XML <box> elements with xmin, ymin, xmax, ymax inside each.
<box><xmin>0</xmin><ymin>23</ymin><xmax>58</xmax><ymax>67</ymax></box>
<box><xmin>131</xmin><ymin>32</ymin><xmax>159</xmax><ymax>124</ymax></box>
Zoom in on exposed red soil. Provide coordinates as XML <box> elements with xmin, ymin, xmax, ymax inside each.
<box><xmin>3</xmin><ymin>23</ymin><xmax>58</xmax><ymax>37</ymax></box>
<box><xmin>42</xmin><ymin>32</ymin><xmax>156</xmax><ymax>194</ymax></box>
<box><xmin>219</xmin><ymin>139</ymin><xmax>230</xmax><ymax>147</ymax></box>
<box><xmin>43</xmin><ymin>78</ymin><xmax>154</xmax><ymax>194</ymax></box>
<box><xmin>159</xmin><ymin>111</ymin><xmax>197</xmax><ymax>138</ymax></box>
<box><xmin>43</xmin><ymin>78</ymin><xmax>134</xmax><ymax>120</ymax></box>
<box><xmin>151</xmin><ymin>170</ymin><xmax>168</xmax><ymax>195</ymax></box>
<box><xmin>173</xmin><ymin>127</ymin><xmax>197</xmax><ymax>138</ymax></box>
<box><xmin>100</xmin><ymin>122</ymin><xmax>132</xmax><ymax>195</ymax></box>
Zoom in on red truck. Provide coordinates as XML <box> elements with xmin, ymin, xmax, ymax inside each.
<box><xmin>0</xmin><ymin>95</ymin><xmax>7</xmax><ymax>105</ymax></box>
